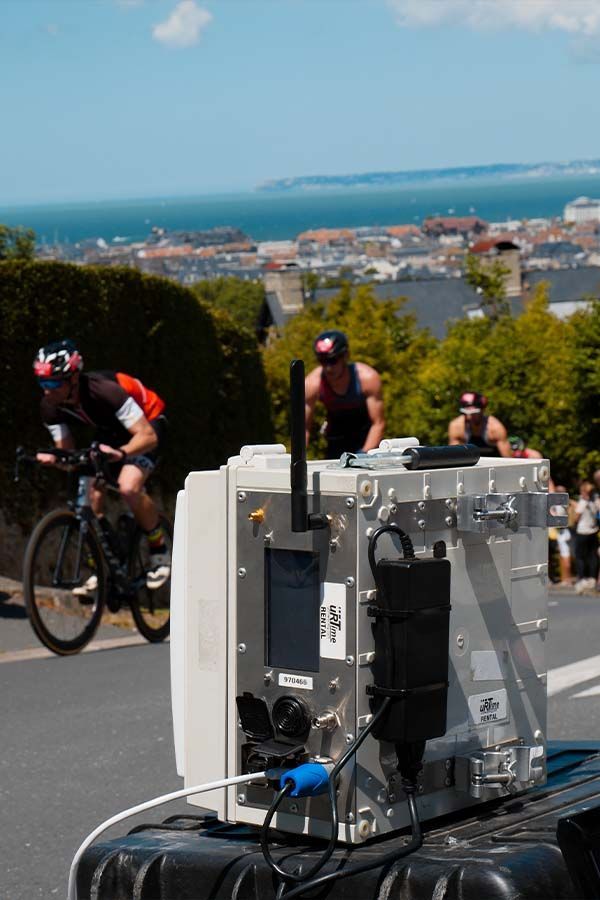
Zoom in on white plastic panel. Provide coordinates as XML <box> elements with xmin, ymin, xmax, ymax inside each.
<box><xmin>170</xmin><ymin>489</ymin><xmax>187</xmax><ymax>777</ymax></box>
<box><xmin>183</xmin><ymin>469</ymin><xmax>228</xmax><ymax>817</ymax></box>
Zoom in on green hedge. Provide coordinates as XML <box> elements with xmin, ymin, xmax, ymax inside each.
<box><xmin>1</xmin><ymin>260</ymin><xmax>273</xmax><ymax>532</ymax></box>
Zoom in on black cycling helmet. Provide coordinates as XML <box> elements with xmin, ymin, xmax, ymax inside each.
<box><xmin>313</xmin><ymin>330</ymin><xmax>349</xmax><ymax>362</ymax></box>
<box><xmin>459</xmin><ymin>390</ymin><xmax>487</xmax><ymax>415</ymax></box>
<box><xmin>33</xmin><ymin>339</ymin><xmax>83</xmax><ymax>379</ymax></box>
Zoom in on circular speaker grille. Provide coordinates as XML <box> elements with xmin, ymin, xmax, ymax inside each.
<box><xmin>272</xmin><ymin>696</ymin><xmax>310</xmax><ymax>738</ymax></box>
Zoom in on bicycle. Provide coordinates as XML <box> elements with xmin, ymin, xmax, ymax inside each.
<box><xmin>15</xmin><ymin>444</ymin><xmax>172</xmax><ymax>656</ymax></box>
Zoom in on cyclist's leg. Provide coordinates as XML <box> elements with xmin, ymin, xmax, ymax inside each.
<box><xmin>118</xmin><ymin>458</ymin><xmax>170</xmax><ymax>589</ymax></box>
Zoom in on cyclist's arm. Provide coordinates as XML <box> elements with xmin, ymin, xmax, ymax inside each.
<box><xmin>37</xmin><ymin>427</ymin><xmax>75</xmax><ymax>464</ymax></box>
<box><xmin>305</xmin><ymin>368</ymin><xmax>321</xmax><ymax>447</ymax></box>
<box><xmin>100</xmin><ymin>415</ymin><xmax>158</xmax><ymax>461</ymax></box>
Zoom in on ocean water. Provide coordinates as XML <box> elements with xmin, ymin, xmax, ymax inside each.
<box><xmin>3</xmin><ymin>174</ymin><xmax>600</xmax><ymax>245</ymax></box>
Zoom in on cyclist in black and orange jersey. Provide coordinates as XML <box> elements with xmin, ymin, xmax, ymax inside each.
<box><xmin>305</xmin><ymin>330</ymin><xmax>385</xmax><ymax>458</ymax></box>
<box><xmin>33</xmin><ymin>339</ymin><xmax>170</xmax><ymax>591</ymax></box>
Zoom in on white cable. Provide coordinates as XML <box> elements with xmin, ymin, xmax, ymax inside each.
<box><xmin>67</xmin><ymin>771</ymin><xmax>266</xmax><ymax>900</ymax></box>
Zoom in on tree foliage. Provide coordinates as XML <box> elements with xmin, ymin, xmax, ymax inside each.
<box><xmin>263</xmin><ymin>281</ymin><xmax>594</xmax><ymax>487</ymax></box>
<box><xmin>191</xmin><ymin>276</ymin><xmax>265</xmax><ymax>333</ymax></box>
<box><xmin>464</xmin><ymin>252</ymin><xmax>511</xmax><ymax>319</ymax></box>
<box><xmin>262</xmin><ymin>283</ymin><xmax>436</xmax><ymax>456</ymax></box>
<box><xmin>0</xmin><ymin>224</ymin><xmax>36</xmax><ymax>260</ymax></box>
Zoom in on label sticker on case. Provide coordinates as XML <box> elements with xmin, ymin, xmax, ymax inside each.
<box><xmin>468</xmin><ymin>689</ymin><xmax>509</xmax><ymax>725</ymax></box>
<box><xmin>320</xmin><ymin>582</ymin><xmax>346</xmax><ymax>660</ymax></box>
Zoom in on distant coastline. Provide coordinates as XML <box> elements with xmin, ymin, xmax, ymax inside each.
<box><xmin>258</xmin><ymin>158</ymin><xmax>600</xmax><ymax>193</ymax></box>
<box><xmin>4</xmin><ymin>172</ymin><xmax>600</xmax><ymax>245</ymax></box>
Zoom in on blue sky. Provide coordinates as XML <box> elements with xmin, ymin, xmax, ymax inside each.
<box><xmin>1</xmin><ymin>0</ymin><xmax>600</xmax><ymax>204</ymax></box>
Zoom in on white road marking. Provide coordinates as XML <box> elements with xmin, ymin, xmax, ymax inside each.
<box><xmin>0</xmin><ymin>634</ymin><xmax>149</xmax><ymax>664</ymax></box>
<box><xmin>547</xmin><ymin>654</ymin><xmax>600</xmax><ymax>697</ymax></box>
<box><xmin>572</xmin><ymin>684</ymin><xmax>600</xmax><ymax>699</ymax></box>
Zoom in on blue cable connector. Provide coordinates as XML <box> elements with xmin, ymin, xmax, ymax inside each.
<box><xmin>279</xmin><ymin>763</ymin><xmax>331</xmax><ymax>798</ymax></box>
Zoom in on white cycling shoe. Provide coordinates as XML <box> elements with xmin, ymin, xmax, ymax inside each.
<box><xmin>72</xmin><ymin>574</ymin><xmax>98</xmax><ymax>601</ymax></box>
<box><xmin>146</xmin><ymin>553</ymin><xmax>171</xmax><ymax>590</ymax></box>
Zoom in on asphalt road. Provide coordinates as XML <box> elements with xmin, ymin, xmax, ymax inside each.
<box><xmin>2</xmin><ymin>585</ymin><xmax>600</xmax><ymax>899</ymax></box>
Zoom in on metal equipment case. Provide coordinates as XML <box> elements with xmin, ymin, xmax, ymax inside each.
<box><xmin>171</xmin><ymin>437</ymin><xmax>565</xmax><ymax>845</ymax></box>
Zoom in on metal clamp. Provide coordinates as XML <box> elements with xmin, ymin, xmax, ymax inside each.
<box><xmin>456</xmin><ymin>744</ymin><xmax>545</xmax><ymax>798</ymax></box>
<box><xmin>457</xmin><ymin>492</ymin><xmax>568</xmax><ymax>533</ymax></box>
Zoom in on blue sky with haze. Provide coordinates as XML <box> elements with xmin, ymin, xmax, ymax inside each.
<box><xmin>2</xmin><ymin>0</ymin><xmax>600</xmax><ymax>204</ymax></box>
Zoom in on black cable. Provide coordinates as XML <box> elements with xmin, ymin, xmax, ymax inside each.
<box><xmin>279</xmin><ymin>783</ymin><xmax>422</xmax><ymax>900</ymax></box>
<box><xmin>260</xmin><ymin>697</ymin><xmax>392</xmax><ymax>886</ymax></box>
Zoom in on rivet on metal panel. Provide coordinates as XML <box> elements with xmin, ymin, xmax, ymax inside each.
<box><xmin>345</xmin><ymin>733</ymin><xmax>355</xmax><ymax>744</ymax></box>
<box><xmin>445</xmin><ymin>516</ymin><xmax>454</xmax><ymax>527</ymax></box>
<box><xmin>445</xmin><ymin>759</ymin><xmax>452</xmax><ymax>770</ymax></box>
<box><xmin>423</xmin><ymin>485</ymin><xmax>432</xmax><ymax>499</ymax></box>
<box><xmin>444</xmin><ymin>777</ymin><xmax>452</xmax><ymax>787</ymax></box>
<box><xmin>377</xmin><ymin>789</ymin><xmax>387</xmax><ymax>803</ymax></box>
<box><xmin>358</xmin><ymin>820</ymin><xmax>371</xmax><ymax>839</ymax></box>
<box><xmin>388</xmin><ymin>793</ymin><xmax>396</xmax><ymax>802</ymax></box>
<box><xmin>238</xmin><ymin>794</ymin><xmax>246</xmax><ymax>804</ymax></box>
<box><xmin>263</xmin><ymin>532</ymin><xmax>273</xmax><ymax>545</ymax></box>
<box><xmin>345</xmin><ymin>496</ymin><xmax>356</xmax><ymax>509</ymax></box>
<box><xmin>359</xmin><ymin>481</ymin><xmax>372</xmax><ymax>498</ymax></box>
<box><xmin>418</xmin><ymin>519</ymin><xmax>426</xmax><ymax>530</ymax></box>
<box><xmin>387</xmin><ymin>487</ymin><xmax>397</xmax><ymax>501</ymax></box>
<box><xmin>346</xmin><ymin>655</ymin><xmax>355</xmax><ymax>666</ymax></box>
<box><xmin>346</xmin><ymin>813</ymin><xmax>355</xmax><ymax>823</ymax></box>
<box><xmin>456</xmin><ymin>634</ymin><xmax>465</xmax><ymax>649</ymax></box>
<box><xmin>457</xmin><ymin>481</ymin><xmax>465</xmax><ymax>495</ymax></box>
<box><xmin>390</xmin><ymin>504</ymin><xmax>398</xmax><ymax>514</ymax></box>
<box><xmin>329</xmin><ymin>537</ymin><xmax>339</xmax><ymax>551</ymax></box>
<box><xmin>538</xmin><ymin>464</ymin><xmax>550</xmax><ymax>484</ymax></box>
<box><xmin>489</xmin><ymin>480</ymin><xmax>496</xmax><ymax>492</ymax></box>
<box><xmin>386</xmin><ymin>808</ymin><xmax>395</xmax><ymax>818</ymax></box>
<box><xmin>238</xmin><ymin>643</ymin><xmax>247</xmax><ymax>654</ymax></box>
<box><xmin>238</xmin><ymin>567</ymin><xmax>247</xmax><ymax>579</ymax></box>
<box><xmin>290</xmin><ymin>803</ymin><xmax>299</xmax><ymax>814</ymax></box>
<box><xmin>264</xmin><ymin>670</ymin><xmax>273</xmax><ymax>685</ymax></box>
<box><xmin>237</xmin><ymin>492</ymin><xmax>247</xmax><ymax>503</ymax></box>
<box><xmin>418</xmin><ymin>500</ymin><xmax>426</xmax><ymax>511</ymax></box>
<box><xmin>519</xmin><ymin>477</ymin><xmax>527</xmax><ymax>489</ymax></box>
<box><xmin>365</xmin><ymin>527</ymin><xmax>374</xmax><ymax>538</ymax></box>
<box><xmin>345</xmin><ymin>576</ymin><xmax>355</xmax><ymax>588</ymax></box>
<box><xmin>329</xmin><ymin>677</ymin><xmax>340</xmax><ymax>692</ymax></box>
<box><xmin>377</xmin><ymin>506</ymin><xmax>390</xmax><ymax>523</ymax></box>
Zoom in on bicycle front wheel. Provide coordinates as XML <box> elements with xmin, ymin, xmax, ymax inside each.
<box><xmin>128</xmin><ymin>514</ymin><xmax>172</xmax><ymax>643</ymax></box>
<box><xmin>23</xmin><ymin>509</ymin><xmax>105</xmax><ymax>655</ymax></box>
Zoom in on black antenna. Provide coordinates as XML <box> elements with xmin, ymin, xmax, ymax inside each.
<box><xmin>290</xmin><ymin>359</ymin><xmax>328</xmax><ymax>533</ymax></box>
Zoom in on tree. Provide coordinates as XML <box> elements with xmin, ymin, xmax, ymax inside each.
<box><xmin>191</xmin><ymin>276</ymin><xmax>265</xmax><ymax>334</ymax></box>
<box><xmin>262</xmin><ymin>283</ymin><xmax>437</xmax><ymax>455</ymax></box>
<box><xmin>464</xmin><ymin>252</ymin><xmax>511</xmax><ymax>319</ymax></box>
<box><xmin>0</xmin><ymin>224</ymin><xmax>35</xmax><ymax>260</ymax></box>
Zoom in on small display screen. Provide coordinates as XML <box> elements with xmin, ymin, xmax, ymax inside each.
<box><xmin>265</xmin><ymin>548</ymin><xmax>320</xmax><ymax>673</ymax></box>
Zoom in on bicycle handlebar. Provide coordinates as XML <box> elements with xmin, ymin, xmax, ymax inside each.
<box><xmin>15</xmin><ymin>443</ymin><xmax>117</xmax><ymax>484</ymax></box>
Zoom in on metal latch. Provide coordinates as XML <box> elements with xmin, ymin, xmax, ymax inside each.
<box><xmin>457</xmin><ymin>492</ymin><xmax>568</xmax><ymax>533</ymax></box>
<box><xmin>456</xmin><ymin>744</ymin><xmax>545</xmax><ymax>798</ymax></box>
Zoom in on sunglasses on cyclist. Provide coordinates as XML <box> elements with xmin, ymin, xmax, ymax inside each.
<box><xmin>318</xmin><ymin>355</ymin><xmax>343</xmax><ymax>367</ymax></box>
<box><xmin>38</xmin><ymin>378</ymin><xmax>66</xmax><ymax>390</ymax></box>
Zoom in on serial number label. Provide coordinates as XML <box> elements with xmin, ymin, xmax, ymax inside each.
<box><xmin>320</xmin><ymin>582</ymin><xmax>346</xmax><ymax>660</ymax></box>
<box><xmin>278</xmin><ymin>673</ymin><xmax>313</xmax><ymax>690</ymax></box>
<box><xmin>468</xmin><ymin>689</ymin><xmax>509</xmax><ymax>725</ymax></box>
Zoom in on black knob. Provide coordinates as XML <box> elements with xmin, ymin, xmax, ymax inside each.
<box><xmin>272</xmin><ymin>696</ymin><xmax>311</xmax><ymax>738</ymax></box>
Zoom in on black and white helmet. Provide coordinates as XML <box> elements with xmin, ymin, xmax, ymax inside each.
<box><xmin>33</xmin><ymin>339</ymin><xmax>83</xmax><ymax>379</ymax></box>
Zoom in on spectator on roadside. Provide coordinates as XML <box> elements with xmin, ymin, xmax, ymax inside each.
<box><xmin>554</xmin><ymin>484</ymin><xmax>575</xmax><ymax>587</ymax></box>
<box><xmin>508</xmin><ymin>435</ymin><xmax>542</xmax><ymax>459</ymax></box>
<box><xmin>573</xmin><ymin>480</ymin><xmax>600</xmax><ymax>593</ymax></box>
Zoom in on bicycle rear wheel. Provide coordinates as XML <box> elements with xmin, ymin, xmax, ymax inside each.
<box><xmin>23</xmin><ymin>509</ymin><xmax>105</xmax><ymax>656</ymax></box>
<box><xmin>127</xmin><ymin>514</ymin><xmax>172</xmax><ymax>643</ymax></box>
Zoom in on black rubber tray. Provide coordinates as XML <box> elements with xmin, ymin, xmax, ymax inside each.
<box><xmin>76</xmin><ymin>743</ymin><xmax>600</xmax><ymax>899</ymax></box>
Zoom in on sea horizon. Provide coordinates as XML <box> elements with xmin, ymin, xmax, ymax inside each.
<box><xmin>3</xmin><ymin>173</ymin><xmax>600</xmax><ymax>246</ymax></box>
